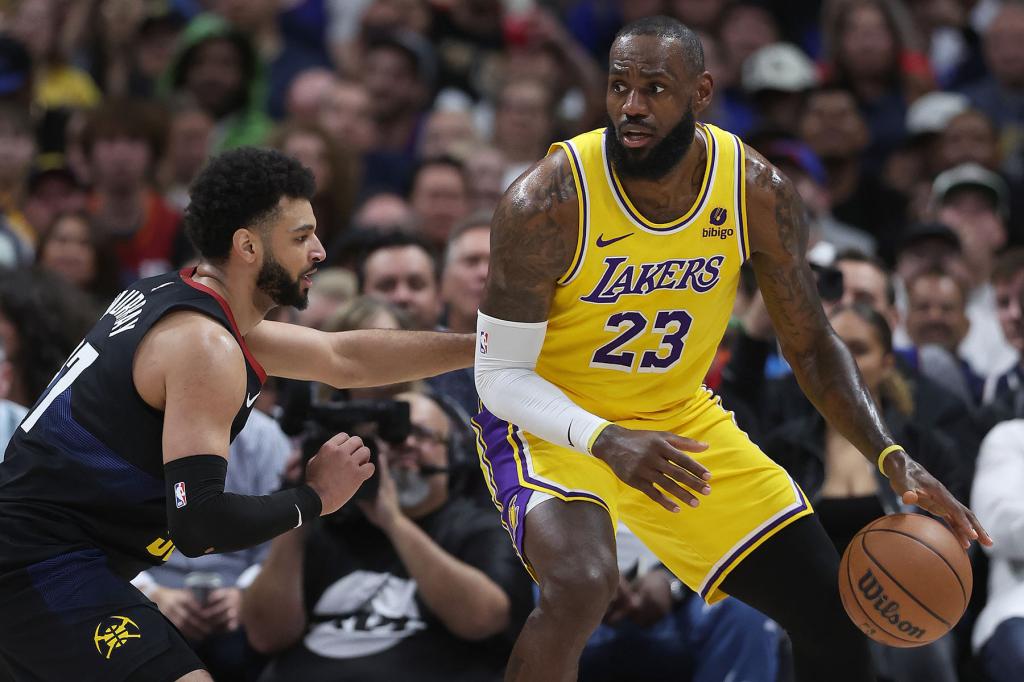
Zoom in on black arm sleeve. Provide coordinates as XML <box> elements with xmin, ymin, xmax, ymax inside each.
<box><xmin>165</xmin><ymin>454</ymin><xmax>322</xmax><ymax>558</ymax></box>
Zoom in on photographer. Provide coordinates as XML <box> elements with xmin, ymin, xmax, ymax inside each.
<box><xmin>241</xmin><ymin>390</ymin><xmax>532</xmax><ymax>681</ymax></box>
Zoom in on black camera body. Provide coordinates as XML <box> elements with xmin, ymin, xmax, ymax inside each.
<box><xmin>299</xmin><ymin>399</ymin><xmax>411</xmax><ymax>502</ymax></box>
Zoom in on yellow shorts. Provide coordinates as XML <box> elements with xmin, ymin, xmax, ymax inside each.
<box><xmin>472</xmin><ymin>387</ymin><xmax>813</xmax><ymax>604</ymax></box>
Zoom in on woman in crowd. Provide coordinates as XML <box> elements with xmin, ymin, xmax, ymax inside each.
<box><xmin>762</xmin><ymin>303</ymin><xmax>965</xmax><ymax>682</ymax></box>
<box><xmin>35</xmin><ymin>210</ymin><xmax>121</xmax><ymax>306</ymax></box>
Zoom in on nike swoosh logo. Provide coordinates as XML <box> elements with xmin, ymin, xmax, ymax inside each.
<box><xmin>596</xmin><ymin>232</ymin><xmax>633</xmax><ymax>248</ymax></box>
<box><xmin>246</xmin><ymin>391</ymin><xmax>261</xmax><ymax>408</ymax></box>
<box><xmin>294</xmin><ymin>503</ymin><xmax>303</xmax><ymax>529</ymax></box>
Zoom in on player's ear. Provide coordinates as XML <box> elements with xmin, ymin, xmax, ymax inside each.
<box><xmin>693</xmin><ymin>71</ymin><xmax>713</xmax><ymax>114</ymax></box>
<box><xmin>233</xmin><ymin>228</ymin><xmax>261</xmax><ymax>264</ymax></box>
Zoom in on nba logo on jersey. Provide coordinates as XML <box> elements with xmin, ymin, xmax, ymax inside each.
<box><xmin>479</xmin><ymin>331</ymin><xmax>489</xmax><ymax>354</ymax></box>
<box><xmin>174</xmin><ymin>482</ymin><xmax>187</xmax><ymax>509</ymax></box>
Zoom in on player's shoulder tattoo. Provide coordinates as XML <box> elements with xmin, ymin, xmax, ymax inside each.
<box><xmin>493</xmin><ymin>150</ymin><xmax>579</xmax><ymax>269</ymax></box>
<box><xmin>743</xmin><ymin>144</ymin><xmax>808</xmax><ymax>258</ymax></box>
<box><xmin>485</xmin><ymin>150</ymin><xmax>580</xmax><ymax>321</ymax></box>
<box><xmin>498</xmin><ymin>150</ymin><xmax>578</xmax><ymax>229</ymax></box>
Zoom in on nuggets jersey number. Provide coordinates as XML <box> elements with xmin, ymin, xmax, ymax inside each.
<box><xmin>537</xmin><ymin>123</ymin><xmax>749</xmax><ymax>422</ymax></box>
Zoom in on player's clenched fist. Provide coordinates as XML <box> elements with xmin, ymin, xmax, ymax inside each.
<box><xmin>591</xmin><ymin>425</ymin><xmax>712</xmax><ymax>512</ymax></box>
<box><xmin>305</xmin><ymin>432</ymin><xmax>375</xmax><ymax>515</ymax></box>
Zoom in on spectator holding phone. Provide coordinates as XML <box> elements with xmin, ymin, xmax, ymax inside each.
<box><xmin>242</xmin><ymin>390</ymin><xmax>532</xmax><ymax>682</ymax></box>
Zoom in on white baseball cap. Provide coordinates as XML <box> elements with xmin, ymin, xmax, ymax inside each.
<box><xmin>742</xmin><ymin>43</ymin><xmax>818</xmax><ymax>94</ymax></box>
<box><xmin>906</xmin><ymin>91</ymin><xmax>969</xmax><ymax>136</ymax></box>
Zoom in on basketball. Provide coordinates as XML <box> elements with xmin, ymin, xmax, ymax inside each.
<box><xmin>838</xmin><ymin>513</ymin><xmax>972</xmax><ymax>648</ymax></box>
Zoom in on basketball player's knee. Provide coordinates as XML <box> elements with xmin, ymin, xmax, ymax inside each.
<box><xmin>538</xmin><ymin>553</ymin><xmax>618</xmax><ymax>623</ymax></box>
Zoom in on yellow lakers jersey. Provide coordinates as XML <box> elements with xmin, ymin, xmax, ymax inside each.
<box><xmin>536</xmin><ymin>123</ymin><xmax>749</xmax><ymax>422</ymax></box>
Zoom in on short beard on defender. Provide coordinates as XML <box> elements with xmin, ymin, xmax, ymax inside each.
<box><xmin>256</xmin><ymin>251</ymin><xmax>309</xmax><ymax>309</ymax></box>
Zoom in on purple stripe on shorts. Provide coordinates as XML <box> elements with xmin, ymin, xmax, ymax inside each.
<box><xmin>474</xmin><ymin>407</ymin><xmax>607</xmax><ymax>557</ymax></box>
<box><xmin>474</xmin><ymin>407</ymin><xmax>532</xmax><ymax>556</ymax></box>
<box><xmin>698</xmin><ymin>492</ymin><xmax>809</xmax><ymax>601</ymax></box>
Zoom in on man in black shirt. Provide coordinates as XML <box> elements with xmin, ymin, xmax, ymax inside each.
<box><xmin>243</xmin><ymin>390</ymin><xmax>532</xmax><ymax>682</ymax></box>
<box><xmin>0</xmin><ymin>148</ymin><xmax>473</xmax><ymax>682</ymax></box>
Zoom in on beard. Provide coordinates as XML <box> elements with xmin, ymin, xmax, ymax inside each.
<box><xmin>605</xmin><ymin>105</ymin><xmax>697</xmax><ymax>181</ymax></box>
<box><xmin>256</xmin><ymin>251</ymin><xmax>309</xmax><ymax>310</ymax></box>
<box><xmin>391</xmin><ymin>467</ymin><xmax>432</xmax><ymax>509</ymax></box>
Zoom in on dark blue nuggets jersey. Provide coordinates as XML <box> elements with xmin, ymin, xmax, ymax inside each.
<box><xmin>0</xmin><ymin>268</ymin><xmax>266</xmax><ymax>578</ymax></box>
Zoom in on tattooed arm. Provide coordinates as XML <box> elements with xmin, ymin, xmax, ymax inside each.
<box><xmin>479</xmin><ymin>149</ymin><xmax>579</xmax><ymax>321</ymax></box>
<box><xmin>744</xmin><ymin>146</ymin><xmax>990</xmax><ymax>548</ymax></box>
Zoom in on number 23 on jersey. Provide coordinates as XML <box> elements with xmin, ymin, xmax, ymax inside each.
<box><xmin>591</xmin><ymin>309</ymin><xmax>693</xmax><ymax>373</ymax></box>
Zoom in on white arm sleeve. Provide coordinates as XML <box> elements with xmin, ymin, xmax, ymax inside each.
<box><xmin>475</xmin><ymin>311</ymin><xmax>611</xmax><ymax>454</ymax></box>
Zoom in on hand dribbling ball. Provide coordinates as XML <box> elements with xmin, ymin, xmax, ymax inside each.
<box><xmin>838</xmin><ymin>513</ymin><xmax>972</xmax><ymax>647</ymax></box>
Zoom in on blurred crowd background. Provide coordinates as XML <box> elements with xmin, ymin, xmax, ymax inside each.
<box><xmin>3</xmin><ymin>0</ymin><xmax>1024</xmax><ymax>681</ymax></box>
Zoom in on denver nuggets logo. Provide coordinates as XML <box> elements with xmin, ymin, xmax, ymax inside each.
<box><xmin>94</xmin><ymin>615</ymin><xmax>141</xmax><ymax>659</ymax></box>
<box><xmin>507</xmin><ymin>494</ymin><xmax>520</xmax><ymax>534</ymax></box>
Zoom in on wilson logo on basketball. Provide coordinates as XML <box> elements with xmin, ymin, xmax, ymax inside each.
<box><xmin>857</xmin><ymin>569</ymin><xmax>926</xmax><ymax>639</ymax></box>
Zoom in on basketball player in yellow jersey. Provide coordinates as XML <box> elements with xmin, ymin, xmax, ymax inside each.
<box><xmin>472</xmin><ymin>15</ymin><xmax>992</xmax><ymax>682</ymax></box>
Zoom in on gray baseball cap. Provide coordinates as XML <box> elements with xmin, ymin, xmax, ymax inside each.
<box><xmin>932</xmin><ymin>162</ymin><xmax>1009</xmax><ymax>219</ymax></box>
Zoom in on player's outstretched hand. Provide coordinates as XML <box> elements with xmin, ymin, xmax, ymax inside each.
<box><xmin>305</xmin><ymin>432</ymin><xmax>375</xmax><ymax>515</ymax></box>
<box><xmin>885</xmin><ymin>451</ymin><xmax>993</xmax><ymax>550</ymax></box>
<box><xmin>591</xmin><ymin>425</ymin><xmax>711</xmax><ymax>512</ymax></box>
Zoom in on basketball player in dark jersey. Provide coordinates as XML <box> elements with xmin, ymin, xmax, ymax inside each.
<box><xmin>0</xmin><ymin>148</ymin><xmax>473</xmax><ymax>681</ymax></box>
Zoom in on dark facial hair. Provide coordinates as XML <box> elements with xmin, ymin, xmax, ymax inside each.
<box><xmin>605</xmin><ymin>105</ymin><xmax>697</xmax><ymax>181</ymax></box>
<box><xmin>256</xmin><ymin>250</ymin><xmax>309</xmax><ymax>310</ymax></box>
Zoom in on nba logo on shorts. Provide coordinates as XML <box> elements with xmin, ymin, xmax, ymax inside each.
<box><xmin>479</xmin><ymin>331</ymin><xmax>489</xmax><ymax>354</ymax></box>
<box><xmin>174</xmin><ymin>482</ymin><xmax>187</xmax><ymax>508</ymax></box>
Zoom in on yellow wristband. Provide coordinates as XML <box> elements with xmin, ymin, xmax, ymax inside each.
<box><xmin>586</xmin><ymin>421</ymin><xmax>613</xmax><ymax>454</ymax></box>
<box><xmin>877</xmin><ymin>444</ymin><xmax>904</xmax><ymax>476</ymax></box>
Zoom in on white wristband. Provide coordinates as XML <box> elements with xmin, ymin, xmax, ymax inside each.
<box><xmin>475</xmin><ymin>311</ymin><xmax>611</xmax><ymax>454</ymax></box>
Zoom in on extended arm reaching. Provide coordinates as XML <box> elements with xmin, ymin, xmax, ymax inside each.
<box><xmin>247</xmin><ymin>322</ymin><xmax>474</xmax><ymax>388</ymax></box>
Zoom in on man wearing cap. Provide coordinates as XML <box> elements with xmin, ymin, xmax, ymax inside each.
<box><xmin>741</xmin><ymin>43</ymin><xmax>818</xmax><ymax>137</ymax></box>
<box><xmin>22</xmin><ymin>154</ymin><xmax>87</xmax><ymax>238</ymax></box>
<box><xmin>931</xmin><ymin>162</ymin><xmax>1017</xmax><ymax>378</ymax></box>
<box><xmin>903</xmin><ymin>91</ymin><xmax>970</xmax><ymax>180</ymax></box>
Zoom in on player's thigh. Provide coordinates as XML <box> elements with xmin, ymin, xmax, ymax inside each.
<box><xmin>617</xmin><ymin>399</ymin><xmax>812</xmax><ymax>604</ymax></box>
<box><xmin>473</xmin><ymin>406</ymin><xmax>622</xmax><ymax>584</ymax></box>
<box><xmin>0</xmin><ymin>549</ymin><xmax>204</xmax><ymax>682</ymax></box>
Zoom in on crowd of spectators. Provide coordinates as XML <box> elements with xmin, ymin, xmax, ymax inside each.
<box><xmin>3</xmin><ymin>0</ymin><xmax>1024</xmax><ymax>680</ymax></box>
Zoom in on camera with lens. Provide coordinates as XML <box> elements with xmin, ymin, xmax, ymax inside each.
<box><xmin>811</xmin><ymin>262</ymin><xmax>844</xmax><ymax>304</ymax></box>
<box><xmin>288</xmin><ymin>394</ymin><xmax>411</xmax><ymax>502</ymax></box>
